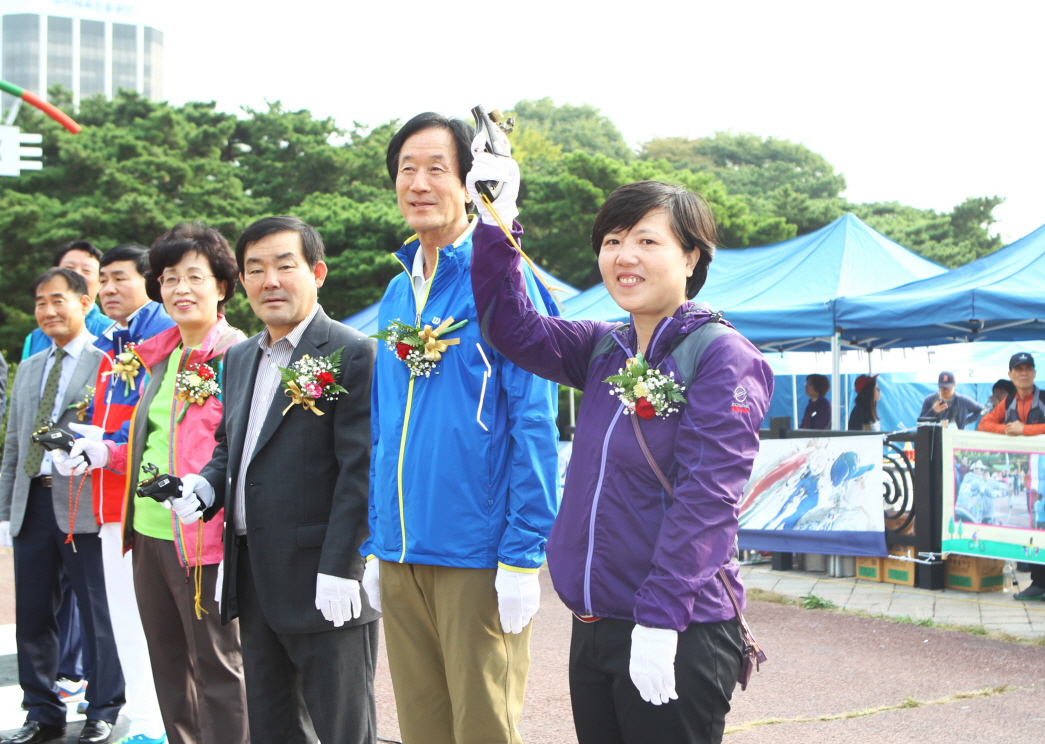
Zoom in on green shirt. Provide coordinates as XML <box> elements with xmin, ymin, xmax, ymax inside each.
<box><xmin>134</xmin><ymin>346</ymin><xmax>192</xmax><ymax>540</ymax></box>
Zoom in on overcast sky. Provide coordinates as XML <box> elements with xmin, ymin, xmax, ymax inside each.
<box><xmin>155</xmin><ymin>0</ymin><xmax>1043</xmax><ymax>243</ymax></box>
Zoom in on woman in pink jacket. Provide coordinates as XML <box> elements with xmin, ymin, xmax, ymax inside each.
<box><xmin>60</xmin><ymin>223</ymin><xmax>249</xmax><ymax>744</ymax></box>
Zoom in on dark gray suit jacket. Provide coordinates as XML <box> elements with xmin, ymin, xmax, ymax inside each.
<box><xmin>0</xmin><ymin>341</ymin><xmax>103</xmax><ymax>536</ymax></box>
<box><xmin>201</xmin><ymin>309</ymin><xmax>378</xmax><ymax>634</ymax></box>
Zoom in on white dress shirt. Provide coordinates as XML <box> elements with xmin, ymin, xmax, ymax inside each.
<box><xmin>37</xmin><ymin>328</ymin><xmax>95</xmax><ymax>477</ymax></box>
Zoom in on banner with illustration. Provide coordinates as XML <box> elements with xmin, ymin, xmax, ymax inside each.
<box><xmin>942</xmin><ymin>427</ymin><xmax>1045</xmax><ymax>563</ymax></box>
<box><xmin>738</xmin><ymin>435</ymin><xmax>887</xmax><ymax>556</ymax></box>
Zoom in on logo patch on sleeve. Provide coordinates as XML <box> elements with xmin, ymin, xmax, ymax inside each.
<box><xmin>731</xmin><ymin>386</ymin><xmax>750</xmax><ymax>414</ymax></box>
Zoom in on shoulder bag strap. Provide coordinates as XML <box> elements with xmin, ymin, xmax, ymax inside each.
<box><xmin>630</xmin><ymin>402</ymin><xmax>765</xmax><ymax>667</ymax></box>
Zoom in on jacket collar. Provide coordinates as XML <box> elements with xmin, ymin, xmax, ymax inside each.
<box><xmin>393</xmin><ymin>216</ymin><xmax>477</xmax><ymax>283</ymax></box>
<box><xmin>613</xmin><ymin>302</ymin><xmax>728</xmax><ymax>365</ymax></box>
<box><xmin>135</xmin><ymin>315</ymin><xmax>235</xmax><ymax>368</ymax></box>
<box><xmin>94</xmin><ymin>301</ymin><xmax>173</xmax><ymax>354</ymax></box>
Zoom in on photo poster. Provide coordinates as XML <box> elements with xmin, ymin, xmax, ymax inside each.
<box><xmin>738</xmin><ymin>435</ymin><xmax>888</xmax><ymax>556</ymax></box>
<box><xmin>942</xmin><ymin>428</ymin><xmax>1045</xmax><ymax>564</ymax></box>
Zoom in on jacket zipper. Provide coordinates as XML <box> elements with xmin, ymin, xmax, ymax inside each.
<box><xmin>581</xmin><ymin>321</ymin><xmax>670</xmax><ymax>615</ymax></box>
<box><xmin>391</xmin><ymin>249</ymin><xmax>438</xmax><ymax>563</ymax></box>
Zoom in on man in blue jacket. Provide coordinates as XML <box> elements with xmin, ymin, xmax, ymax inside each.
<box><xmin>360</xmin><ymin>112</ymin><xmax>559</xmax><ymax>744</ymax></box>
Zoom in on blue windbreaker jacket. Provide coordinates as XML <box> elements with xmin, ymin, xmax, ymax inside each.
<box><xmin>362</xmin><ymin>222</ymin><xmax>560</xmax><ymax>571</ymax></box>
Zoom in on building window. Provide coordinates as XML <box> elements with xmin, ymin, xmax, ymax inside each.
<box><xmin>111</xmin><ymin>22</ymin><xmax>136</xmax><ymax>95</ymax></box>
<box><xmin>79</xmin><ymin>19</ymin><xmax>105</xmax><ymax>99</ymax></box>
<box><xmin>144</xmin><ymin>27</ymin><xmax>163</xmax><ymax>100</ymax></box>
<box><xmin>3</xmin><ymin>15</ymin><xmax>40</xmax><ymax>109</ymax></box>
<box><xmin>47</xmin><ymin>16</ymin><xmax>74</xmax><ymax>96</ymax></box>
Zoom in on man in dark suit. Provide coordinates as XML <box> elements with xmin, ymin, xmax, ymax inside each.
<box><xmin>0</xmin><ymin>268</ymin><xmax>124</xmax><ymax>744</ymax></box>
<box><xmin>171</xmin><ymin>216</ymin><xmax>379</xmax><ymax>744</ymax></box>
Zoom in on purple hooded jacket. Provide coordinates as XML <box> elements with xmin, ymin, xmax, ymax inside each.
<box><xmin>471</xmin><ymin>221</ymin><xmax>774</xmax><ymax>631</ymax></box>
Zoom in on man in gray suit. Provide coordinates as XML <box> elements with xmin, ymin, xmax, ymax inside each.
<box><xmin>0</xmin><ymin>268</ymin><xmax>124</xmax><ymax>744</ymax></box>
<box><xmin>171</xmin><ymin>216</ymin><xmax>379</xmax><ymax>744</ymax></box>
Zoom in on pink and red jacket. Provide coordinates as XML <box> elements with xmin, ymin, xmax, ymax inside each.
<box><xmin>106</xmin><ymin>317</ymin><xmax>245</xmax><ymax>565</ymax></box>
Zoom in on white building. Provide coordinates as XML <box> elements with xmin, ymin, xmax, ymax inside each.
<box><xmin>1</xmin><ymin>0</ymin><xmax>163</xmax><ymax>114</ymax></box>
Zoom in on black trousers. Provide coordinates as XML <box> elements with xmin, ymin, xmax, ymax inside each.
<box><xmin>12</xmin><ymin>480</ymin><xmax>125</xmax><ymax>727</ymax></box>
<box><xmin>1030</xmin><ymin>564</ymin><xmax>1045</xmax><ymax>587</ymax></box>
<box><xmin>569</xmin><ymin>616</ymin><xmax>742</xmax><ymax>744</ymax></box>
<box><xmin>236</xmin><ymin>545</ymin><xmax>378</xmax><ymax>744</ymax></box>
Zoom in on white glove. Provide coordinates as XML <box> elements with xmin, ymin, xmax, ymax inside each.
<box><xmin>466</xmin><ymin>131</ymin><xmax>520</xmax><ymax>226</ymax></box>
<box><xmin>163</xmin><ymin>473</ymin><xmax>215</xmax><ymax>525</ymax></box>
<box><xmin>494</xmin><ymin>566</ymin><xmax>541</xmax><ymax>634</ymax></box>
<box><xmin>630</xmin><ymin>625</ymin><xmax>679</xmax><ymax>705</ymax></box>
<box><xmin>315</xmin><ymin>573</ymin><xmax>362</xmax><ymax>627</ymax></box>
<box><xmin>62</xmin><ymin>422</ymin><xmax>110</xmax><ymax>472</ymax></box>
<box><xmin>362</xmin><ymin>558</ymin><xmax>381</xmax><ymax>613</ymax></box>
<box><xmin>0</xmin><ymin>521</ymin><xmax>11</xmax><ymax>548</ymax></box>
<box><xmin>52</xmin><ymin>449</ymin><xmax>89</xmax><ymax>477</ymax></box>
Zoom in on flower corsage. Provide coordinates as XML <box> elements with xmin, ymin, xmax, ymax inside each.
<box><xmin>175</xmin><ymin>362</ymin><xmax>220</xmax><ymax>422</ymax></box>
<box><xmin>103</xmin><ymin>344</ymin><xmax>141</xmax><ymax>396</ymax></box>
<box><xmin>604</xmin><ymin>353</ymin><xmax>686</xmax><ymax>419</ymax></box>
<box><xmin>68</xmin><ymin>386</ymin><xmax>95</xmax><ymax>421</ymax></box>
<box><xmin>278</xmin><ymin>348</ymin><xmax>348</xmax><ymax>416</ymax></box>
<box><xmin>373</xmin><ymin>317</ymin><xmax>468</xmax><ymax>378</ymax></box>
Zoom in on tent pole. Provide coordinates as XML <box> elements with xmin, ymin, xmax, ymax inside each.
<box><xmin>792</xmin><ymin>375</ymin><xmax>799</xmax><ymax>428</ymax></box>
<box><xmin>569</xmin><ymin>387</ymin><xmax>576</xmax><ymax>430</ymax></box>
<box><xmin>831</xmin><ymin>332</ymin><xmax>841</xmax><ymax>430</ymax></box>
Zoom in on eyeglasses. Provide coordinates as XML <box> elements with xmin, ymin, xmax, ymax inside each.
<box><xmin>159</xmin><ymin>273</ymin><xmax>214</xmax><ymax>288</ymax></box>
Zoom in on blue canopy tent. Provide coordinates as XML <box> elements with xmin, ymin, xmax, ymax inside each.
<box><xmin>563</xmin><ymin>213</ymin><xmax>944</xmax><ymax>350</ymax></box>
<box><xmin>342</xmin><ymin>261</ymin><xmax>580</xmax><ymax>335</ymax></box>
<box><xmin>562</xmin><ymin>214</ymin><xmax>946</xmax><ymax>427</ymax></box>
<box><xmin>835</xmin><ymin>223</ymin><xmax>1045</xmax><ymax>349</ymax></box>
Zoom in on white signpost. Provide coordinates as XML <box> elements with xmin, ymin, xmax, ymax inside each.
<box><xmin>0</xmin><ymin>125</ymin><xmax>43</xmax><ymax>177</ymax></box>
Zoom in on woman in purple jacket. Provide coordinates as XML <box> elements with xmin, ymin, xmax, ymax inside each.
<box><xmin>467</xmin><ymin>142</ymin><xmax>774</xmax><ymax>743</ymax></box>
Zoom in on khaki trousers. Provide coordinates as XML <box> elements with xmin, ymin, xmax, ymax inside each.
<box><xmin>380</xmin><ymin>561</ymin><xmax>531</xmax><ymax>744</ymax></box>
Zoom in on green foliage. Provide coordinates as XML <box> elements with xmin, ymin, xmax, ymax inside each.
<box><xmin>851</xmin><ymin>197</ymin><xmax>1004</xmax><ymax>268</ymax></box>
<box><xmin>0</xmin><ymin>93</ymin><xmax>1006</xmax><ymax>363</ymax></box>
<box><xmin>799</xmin><ymin>593</ymin><xmax>837</xmax><ymax>610</ymax></box>
<box><xmin>510</xmin><ymin>98</ymin><xmax>632</xmax><ymax>161</ymax></box>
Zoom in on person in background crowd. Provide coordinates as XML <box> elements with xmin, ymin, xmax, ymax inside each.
<box><xmin>362</xmin><ymin>112</ymin><xmax>560</xmax><ymax>744</ymax></box>
<box><xmin>1034</xmin><ymin>493</ymin><xmax>1045</xmax><ymax>530</ymax></box>
<box><xmin>0</xmin><ymin>351</ymin><xmax>7</xmax><ymax>428</ymax></box>
<box><xmin>983</xmin><ymin>378</ymin><xmax>1017</xmax><ymax>415</ymax></box>
<box><xmin>78</xmin><ymin>244</ymin><xmax>174</xmax><ymax>744</ymax></box>
<box><xmin>57</xmin><ymin>224</ymin><xmax>249</xmax><ymax>744</ymax></box>
<box><xmin>22</xmin><ymin>241</ymin><xmax>110</xmax><ymax>360</ymax></box>
<box><xmin>0</xmin><ymin>268</ymin><xmax>124</xmax><ymax>744</ymax></box>
<box><xmin>918</xmin><ymin>371</ymin><xmax>981</xmax><ymax>428</ymax></box>
<box><xmin>469</xmin><ymin>127</ymin><xmax>773</xmax><ymax>741</ymax></box>
<box><xmin>848</xmin><ymin>374</ymin><xmax>880</xmax><ymax>431</ymax></box>
<box><xmin>800</xmin><ymin>374</ymin><xmax>830</xmax><ymax>430</ymax></box>
<box><xmin>978</xmin><ymin>352</ymin><xmax>1045</xmax><ymax>601</ymax></box>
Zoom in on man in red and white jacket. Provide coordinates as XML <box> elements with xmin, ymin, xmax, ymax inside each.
<box><xmin>80</xmin><ymin>244</ymin><xmax>174</xmax><ymax>744</ymax></box>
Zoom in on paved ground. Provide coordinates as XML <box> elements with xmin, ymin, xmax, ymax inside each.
<box><xmin>1</xmin><ymin>553</ymin><xmax>1043</xmax><ymax>743</ymax></box>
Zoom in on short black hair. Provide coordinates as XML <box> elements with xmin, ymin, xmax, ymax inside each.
<box><xmin>234</xmin><ymin>216</ymin><xmax>325</xmax><ymax>273</ymax></box>
<box><xmin>53</xmin><ymin>240</ymin><xmax>103</xmax><ymax>266</ymax></box>
<box><xmin>993</xmin><ymin>379</ymin><xmax>1017</xmax><ymax>398</ymax></box>
<box><xmin>591</xmin><ymin>181</ymin><xmax>717</xmax><ymax>299</ymax></box>
<box><xmin>100</xmin><ymin>243</ymin><xmax>150</xmax><ymax>277</ymax></box>
<box><xmin>145</xmin><ymin>222</ymin><xmax>239</xmax><ymax>312</ymax></box>
<box><xmin>806</xmin><ymin>374</ymin><xmax>830</xmax><ymax>397</ymax></box>
<box><xmin>386</xmin><ymin>112</ymin><xmax>475</xmax><ymax>187</ymax></box>
<box><xmin>30</xmin><ymin>267</ymin><xmax>89</xmax><ymax>299</ymax></box>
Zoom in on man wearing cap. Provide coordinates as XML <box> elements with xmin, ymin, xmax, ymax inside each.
<box><xmin>918</xmin><ymin>371</ymin><xmax>981</xmax><ymax>429</ymax></box>
<box><xmin>979</xmin><ymin>352</ymin><xmax>1045</xmax><ymax>600</ymax></box>
<box><xmin>978</xmin><ymin>353</ymin><xmax>1045</xmax><ymax>437</ymax></box>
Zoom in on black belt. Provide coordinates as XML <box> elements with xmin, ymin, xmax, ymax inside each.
<box><xmin>234</xmin><ymin>534</ymin><xmax>248</xmax><ymax>548</ymax></box>
<box><xmin>31</xmin><ymin>476</ymin><xmax>53</xmax><ymax>489</ymax></box>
